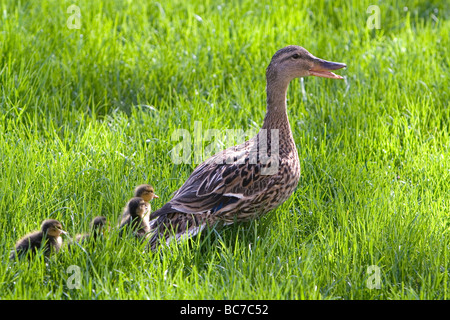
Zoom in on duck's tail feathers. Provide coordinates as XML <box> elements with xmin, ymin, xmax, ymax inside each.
<box><xmin>147</xmin><ymin>212</ymin><xmax>209</xmax><ymax>250</ymax></box>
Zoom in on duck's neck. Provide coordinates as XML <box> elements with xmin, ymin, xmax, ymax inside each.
<box><xmin>261</xmin><ymin>76</ymin><xmax>292</xmax><ymax>135</ymax></box>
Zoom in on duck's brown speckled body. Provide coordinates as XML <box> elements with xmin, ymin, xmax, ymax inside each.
<box><xmin>148</xmin><ymin>45</ymin><xmax>346</xmax><ymax>248</ymax></box>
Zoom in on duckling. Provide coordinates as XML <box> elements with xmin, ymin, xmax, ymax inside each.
<box><xmin>119</xmin><ymin>197</ymin><xmax>150</xmax><ymax>238</ymax></box>
<box><xmin>75</xmin><ymin>216</ymin><xmax>107</xmax><ymax>244</ymax></box>
<box><xmin>10</xmin><ymin>219</ymin><xmax>67</xmax><ymax>260</ymax></box>
<box><xmin>134</xmin><ymin>184</ymin><xmax>159</xmax><ymax>204</ymax></box>
<box><xmin>134</xmin><ymin>184</ymin><xmax>159</xmax><ymax>226</ymax></box>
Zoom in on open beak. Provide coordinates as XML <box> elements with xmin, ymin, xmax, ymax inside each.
<box><xmin>309</xmin><ymin>57</ymin><xmax>346</xmax><ymax>79</ymax></box>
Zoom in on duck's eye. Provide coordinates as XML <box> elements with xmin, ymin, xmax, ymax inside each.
<box><xmin>292</xmin><ymin>54</ymin><xmax>300</xmax><ymax>59</ymax></box>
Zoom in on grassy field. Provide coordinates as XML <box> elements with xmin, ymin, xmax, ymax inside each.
<box><xmin>0</xmin><ymin>0</ymin><xmax>449</xmax><ymax>300</ymax></box>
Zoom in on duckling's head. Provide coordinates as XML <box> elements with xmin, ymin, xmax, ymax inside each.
<box><xmin>90</xmin><ymin>216</ymin><xmax>107</xmax><ymax>230</ymax></box>
<box><xmin>266</xmin><ymin>45</ymin><xmax>346</xmax><ymax>83</ymax></box>
<box><xmin>134</xmin><ymin>184</ymin><xmax>159</xmax><ymax>202</ymax></box>
<box><xmin>127</xmin><ymin>197</ymin><xmax>150</xmax><ymax>218</ymax></box>
<box><xmin>41</xmin><ymin>219</ymin><xmax>66</xmax><ymax>237</ymax></box>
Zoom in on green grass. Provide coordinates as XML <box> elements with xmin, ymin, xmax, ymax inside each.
<box><xmin>0</xmin><ymin>0</ymin><xmax>449</xmax><ymax>299</ymax></box>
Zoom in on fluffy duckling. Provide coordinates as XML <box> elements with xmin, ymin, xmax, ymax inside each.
<box><xmin>10</xmin><ymin>219</ymin><xmax>67</xmax><ymax>260</ymax></box>
<box><xmin>134</xmin><ymin>184</ymin><xmax>159</xmax><ymax>226</ymax></box>
<box><xmin>75</xmin><ymin>216</ymin><xmax>107</xmax><ymax>244</ymax></box>
<box><xmin>119</xmin><ymin>197</ymin><xmax>150</xmax><ymax>238</ymax></box>
<box><xmin>134</xmin><ymin>184</ymin><xmax>159</xmax><ymax>204</ymax></box>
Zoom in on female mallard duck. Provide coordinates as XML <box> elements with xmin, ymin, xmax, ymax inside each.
<box><xmin>10</xmin><ymin>219</ymin><xmax>67</xmax><ymax>260</ymax></box>
<box><xmin>119</xmin><ymin>197</ymin><xmax>150</xmax><ymax>238</ymax></box>
<box><xmin>74</xmin><ymin>216</ymin><xmax>107</xmax><ymax>244</ymax></box>
<box><xmin>148</xmin><ymin>45</ymin><xmax>346</xmax><ymax>248</ymax></box>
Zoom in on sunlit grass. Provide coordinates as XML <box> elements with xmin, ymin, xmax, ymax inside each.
<box><xmin>0</xmin><ymin>0</ymin><xmax>449</xmax><ymax>299</ymax></box>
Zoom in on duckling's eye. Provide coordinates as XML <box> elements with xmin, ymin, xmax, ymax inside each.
<box><xmin>292</xmin><ymin>54</ymin><xmax>300</xmax><ymax>59</ymax></box>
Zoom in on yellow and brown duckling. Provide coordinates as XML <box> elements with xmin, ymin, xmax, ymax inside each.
<box><xmin>74</xmin><ymin>216</ymin><xmax>107</xmax><ymax>244</ymax></box>
<box><xmin>134</xmin><ymin>184</ymin><xmax>159</xmax><ymax>204</ymax></box>
<box><xmin>119</xmin><ymin>197</ymin><xmax>150</xmax><ymax>238</ymax></box>
<box><xmin>133</xmin><ymin>184</ymin><xmax>158</xmax><ymax>226</ymax></box>
<box><xmin>10</xmin><ymin>219</ymin><xmax>67</xmax><ymax>260</ymax></box>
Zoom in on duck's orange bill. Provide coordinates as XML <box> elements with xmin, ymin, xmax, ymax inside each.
<box><xmin>309</xmin><ymin>58</ymin><xmax>346</xmax><ymax>79</ymax></box>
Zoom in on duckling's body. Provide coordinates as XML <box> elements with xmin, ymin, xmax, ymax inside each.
<box><xmin>133</xmin><ymin>184</ymin><xmax>159</xmax><ymax>227</ymax></box>
<box><xmin>119</xmin><ymin>197</ymin><xmax>150</xmax><ymax>238</ymax></box>
<box><xmin>147</xmin><ymin>46</ymin><xmax>346</xmax><ymax>249</ymax></box>
<box><xmin>10</xmin><ymin>219</ymin><xmax>66</xmax><ymax>260</ymax></box>
<box><xmin>75</xmin><ymin>216</ymin><xmax>107</xmax><ymax>244</ymax></box>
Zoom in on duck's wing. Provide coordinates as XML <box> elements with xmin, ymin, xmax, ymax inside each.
<box><xmin>150</xmin><ymin>138</ymin><xmax>277</xmax><ymax>219</ymax></box>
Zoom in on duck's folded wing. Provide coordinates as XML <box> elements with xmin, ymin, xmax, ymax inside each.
<box><xmin>150</xmin><ymin>144</ymin><xmax>274</xmax><ymax>219</ymax></box>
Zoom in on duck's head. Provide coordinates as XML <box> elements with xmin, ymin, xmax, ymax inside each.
<box><xmin>134</xmin><ymin>184</ymin><xmax>159</xmax><ymax>202</ymax></box>
<box><xmin>41</xmin><ymin>219</ymin><xmax>67</xmax><ymax>237</ymax></box>
<box><xmin>266</xmin><ymin>45</ymin><xmax>346</xmax><ymax>83</ymax></box>
<box><xmin>90</xmin><ymin>216</ymin><xmax>107</xmax><ymax>230</ymax></box>
<box><xmin>127</xmin><ymin>197</ymin><xmax>150</xmax><ymax>218</ymax></box>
